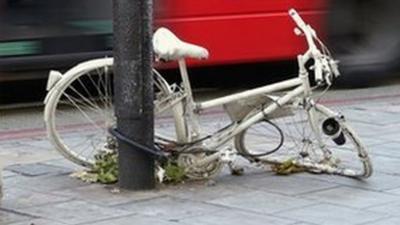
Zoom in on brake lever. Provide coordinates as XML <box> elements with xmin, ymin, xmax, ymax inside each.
<box><xmin>294</xmin><ymin>27</ymin><xmax>303</xmax><ymax>36</ymax></box>
<box><xmin>325</xmin><ymin>72</ymin><xmax>333</xmax><ymax>86</ymax></box>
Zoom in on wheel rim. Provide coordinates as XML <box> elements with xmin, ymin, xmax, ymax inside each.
<box><xmin>47</xmin><ymin>62</ymin><xmax>173</xmax><ymax>167</ymax></box>
<box><xmin>177</xmin><ymin>153</ymin><xmax>223</xmax><ymax>180</ymax></box>
<box><xmin>235</xmin><ymin>102</ymin><xmax>371</xmax><ymax>177</ymax></box>
<box><xmin>48</xmin><ymin>63</ymin><xmax>115</xmax><ymax>166</ymax></box>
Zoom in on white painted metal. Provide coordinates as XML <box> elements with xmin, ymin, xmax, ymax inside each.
<box><xmin>178</xmin><ymin>59</ymin><xmax>202</xmax><ymax>140</ymax></box>
<box><xmin>315</xmin><ymin>104</ymin><xmax>372</xmax><ymax>177</ymax></box>
<box><xmin>199</xmin><ymin>78</ymin><xmax>302</xmax><ymax>110</ymax></box>
<box><xmin>205</xmin><ymin>86</ymin><xmax>305</xmax><ymax>151</ymax></box>
<box><xmin>44</xmin><ymin>58</ymin><xmax>115</xmax><ymax>167</ymax></box>
<box><xmin>44</xmin><ymin>58</ymin><xmax>172</xmax><ymax>167</ymax></box>
<box><xmin>44</xmin><ymin>8</ymin><xmax>372</xmax><ymax>179</ymax></box>
<box><xmin>46</xmin><ymin>70</ymin><xmax>63</xmax><ymax>91</ymax></box>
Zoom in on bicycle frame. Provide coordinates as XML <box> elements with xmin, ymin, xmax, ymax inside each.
<box><xmin>167</xmin><ymin>49</ymin><xmax>317</xmax><ymax>152</ymax></box>
<box><xmin>42</xmin><ymin>8</ymin><xmax>372</xmax><ymax>178</ymax></box>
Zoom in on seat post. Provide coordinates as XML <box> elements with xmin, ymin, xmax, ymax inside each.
<box><xmin>178</xmin><ymin>58</ymin><xmax>194</xmax><ymax>100</ymax></box>
<box><xmin>178</xmin><ymin>58</ymin><xmax>201</xmax><ymax>139</ymax></box>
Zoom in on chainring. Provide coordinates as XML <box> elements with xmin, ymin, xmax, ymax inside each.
<box><xmin>177</xmin><ymin>152</ymin><xmax>223</xmax><ymax>180</ymax></box>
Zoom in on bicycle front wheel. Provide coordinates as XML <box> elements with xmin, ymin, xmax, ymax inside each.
<box><xmin>44</xmin><ymin>58</ymin><xmax>173</xmax><ymax>167</ymax></box>
<box><xmin>235</xmin><ymin>102</ymin><xmax>372</xmax><ymax>178</ymax></box>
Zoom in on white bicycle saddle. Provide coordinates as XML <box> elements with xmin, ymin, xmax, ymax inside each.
<box><xmin>153</xmin><ymin>27</ymin><xmax>209</xmax><ymax>61</ymax></box>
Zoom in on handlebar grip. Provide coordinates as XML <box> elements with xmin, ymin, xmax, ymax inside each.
<box><xmin>288</xmin><ymin>9</ymin><xmax>307</xmax><ymax>30</ymax></box>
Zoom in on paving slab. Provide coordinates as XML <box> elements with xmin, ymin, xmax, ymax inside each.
<box><xmin>342</xmin><ymin>108</ymin><xmax>400</xmax><ymax>126</ymax></box>
<box><xmin>353</xmin><ymin>123</ymin><xmax>400</xmax><ymax>139</ymax></box>
<box><xmin>348</xmin><ymin>122</ymin><xmax>389</xmax><ymax>137</ymax></box>
<box><xmin>7</xmin><ymin>218</ymin><xmax>68</xmax><ymax>225</ymax></box>
<box><xmin>167</xmin><ymin>180</ymin><xmax>251</xmax><ymax>202</ymax></box>
<box><xmin>41</xmin><ymin>158</ymin><xmax>84</xmax><ymax>171</ymax></box>
<box><xmin>369</xmin><ymin>156</ymin><xmax>400</xmax><ymax>175</ymax></box>
<box><xmin>291</xmin><ymin>223</ymin><xmax>319</xmax><ymax>225</ymax></box>
<box><xmin>366</xmin><ymin>201</ymin><xmax>400</xmax><ymax>216</ymax></box>
<box><xmin>299</xmin><ymin>186</ymin><xmax>400</xmax><ymax>209</ymax></box>
<box><xmin>5</xmin><ymin>163</ymin><xmax>72</xmax><ymax>177</ymax></box>
<box><xmin>6</xmin><ymin>173</ymin><xmax>88</xmax><ymax>193</ymax></box>
<box><xmin>228</xmin><ymin>173</ymin><xmax>339</xmax><ymax>196</ymax></box>
<box><xmin>0</xmin><ymin>209</ymin><xmax>34</xmax><ymax>225</ymax></box>
<box><xmin>207</xmin><ymin>190</ymin><xmax>315</xmax><ymax>214</ymax></box>
<box><xmin>356</xmin><ymin>138</ymin><xmax>390</xmax><ymax>148</ymax></box>
<box><xmin>0</xmin><ymin>187</ymin><xmax>71</xmax><ymax>209</ymax></box>
<box><xmin>377</xmin><ymin>132</ymin><xmax>400</xmax><ymax>143</ymax></box>
<box><xmin>81</xmin><ymin>214</ymin><xmax>188</xmax><ymax>225</ymax></box>
<box><xmin>387</xmin><ymin>187</ymin><xmax>400</xmax><ymax>195</ymax></box>
<box><xmin>296</xmin><ymin>172</ymin><xmax>400</xmax><ymax>192</ymax></box>
<box><xmin>358</xmin><ymin>104</ymin><xmax>400</xmax><ymax>114</ymax></box>
<box><xmin>361</xmin><ymin>217</ymin><xmax>400</xmax><ymax>225</ymax></box>
<box><xmin>179</xmin><ymin>208</ymin><xmax>296</xmax><ymax>225</ymax></box>
<box><xmin>22</xmin><ymin>200</ymin><xmax>133</xmax><ymax>225</ymax></box>
<box><xmin>1</xmin><ymin>170</ymin><xmax>17</xmax><ymax>179</ymax></box>
<box><xmin>0</xmin><ymin>141</ymin><xmax>21</xmax><ymax>149</ymax></box>
<box><xmin>0</xmin><ymin>144</ymin><xmax>60</xmax><ymax>167</ymax></box>
<box><xmin>276</xmin><ymin>203</ymin><xmax>385</xmax><ymax>225</ymax></box>
<box><xmin>115</xmin><ymin>196</ymin><xmax>225</xmax><ymax>221</ymax></box>
<box><xmin>20</xmin><ymin>138</ymin><xmax>56</xmax><ymax>151</ymax></box>
<box><xmin>368</xmin><ymin>142</ymin><xmax>400</xmax><ymax>158</ymax></box>
<box><xmin>52</xmin><ymin>184</ymin><xmax>168</xmax><ymax>206</ymax></box>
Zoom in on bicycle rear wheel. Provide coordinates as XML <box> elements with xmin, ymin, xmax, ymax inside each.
<box><xmin>235</xmin><ymin>102</ymin><xmax>372</xmax><ymax>178</ymax></box>
<box><xmin>44</xmin><ymin>58</ymin><xmax>174</xmax><ymax>167</ymax></box>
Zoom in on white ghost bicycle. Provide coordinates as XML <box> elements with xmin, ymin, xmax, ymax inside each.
<box><xmin>44</xmin><ymin>9</ymin><xmax>372</xmax><ymax>179</ymax></box>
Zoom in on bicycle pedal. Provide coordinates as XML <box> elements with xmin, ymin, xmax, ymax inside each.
<box><xmin>230</xmin><ymin>166</ymin><xmax>245</xmax><ymax>176</ymax></box>
<box><xmin>220</xmin><ymin>147</ymin><xmax>237</xmax><ymax>163</ymax></box>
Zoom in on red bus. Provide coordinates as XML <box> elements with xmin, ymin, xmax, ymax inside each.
<box><xmin>157</xmin><ymin>1</ymin><xmax>326</xmax><ymax>67</ymax></box>
<box><xmin>1</xmin><ymin>1</ymin><xmax>398</xmax><ymax>83</ymax></box>
<box><xmin>0</xmin><ymin>0</ymin><xmax>325</xmax><ymax>81</ymax></box>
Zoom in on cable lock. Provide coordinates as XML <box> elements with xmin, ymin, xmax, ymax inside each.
<box><xmin>108</xmin><ymin>128</ymin><xmax>168</xmax><ymax>161</ymax></box>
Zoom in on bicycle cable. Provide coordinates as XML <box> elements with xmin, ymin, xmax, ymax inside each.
<box><xmin>238</xmin><ymin>119</ymin><xmax>284</xmax><ymax>157</ymax></box>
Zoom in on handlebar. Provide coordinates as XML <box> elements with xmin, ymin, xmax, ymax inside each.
<box><xmin>288</xmin><ymin>8</ymin><xmax>340</xmax><ymax>86</ymax></box>
<box><xmin>289</xmin><ymin>9</ymin><xmax>307</xmax><ymax>32</ymax></box>
<box><xmin>289</xmin><ymin>9</ymin><xmax>318</xmax><ymax>54</ymax></box>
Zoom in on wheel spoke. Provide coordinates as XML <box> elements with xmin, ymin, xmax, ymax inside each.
<box><xmin>235</xmin><ymin>102</ymin><xmax>372</xmax><ymax>178</ymax></box>
<box><xmin>46</xmin><ymin>62</ymin><xmax>172</xmax><ymax>167</ymax></box>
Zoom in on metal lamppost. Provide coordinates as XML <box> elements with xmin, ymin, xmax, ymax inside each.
<box><xmin>113</xmin><ymin>0</ymin><xmax>155</xmax><ymax>190</ymax></box>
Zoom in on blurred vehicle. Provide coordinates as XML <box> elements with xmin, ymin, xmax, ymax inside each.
<box><xmin>327</xmin><ymin>0</ymin><xmax>400</xmax><ymax>85</ymax></box>
<box><xmin>0</xmin><ymin>0</ymin><xmax>325</xmax><ymax>81</ymax></box>
<box><xmin>0</xmin><ymin>0</ymin><xmax>397</xmax><ymax>84</ymax></box>
<box><xmin>0</xmin><ymin>0</ymin><xmax>112</xmax><ymax>81</ymax></box>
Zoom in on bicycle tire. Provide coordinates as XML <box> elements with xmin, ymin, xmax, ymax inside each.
<box><xmin>44</xmin><ymin>58</ymin><xmax>174</xmax><ymax>167</ymax></box>
<box><xmin>235</xmin><ymin>103</ymin><xmax>372</xmax><ymax>178</ymax></box>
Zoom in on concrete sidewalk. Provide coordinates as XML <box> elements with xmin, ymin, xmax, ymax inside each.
<box><xmin>2</xmin><ymin>85</ymin><xmax>400</xmax><ymax>225</ymax></box>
